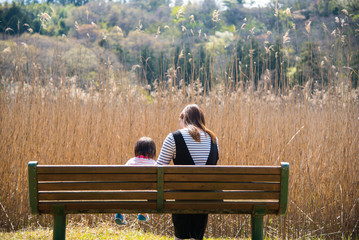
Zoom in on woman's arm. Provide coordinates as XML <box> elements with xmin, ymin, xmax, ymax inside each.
<box><xmin>156</xmin><ymin>133</ymin><xmax>176</xmax><ymax>165</ymax></box>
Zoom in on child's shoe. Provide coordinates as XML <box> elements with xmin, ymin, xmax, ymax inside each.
<box><xmin>115</xmin><ymin>213</ymin><xmax>126</xmax><ymax>225</ymax></box>
<box><xmin>137</xmin><ymin>214</ymin><xmax>149</xmax><ymax>222</ymax></box>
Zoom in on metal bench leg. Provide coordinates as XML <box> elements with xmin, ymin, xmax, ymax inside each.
<box><xmin>251</xmin><ymin>214</ymin><xmax>263</xmax><ymax>240</ymax></box>
<box><xmin>52</xmin><ymin>205</ymin><xmax>66</xmax><ymax>240</ymax></box>
<box><xmin>251</xmin><ymin>206</ymin><xmax>266</xmax><ymax>240</ymax></box>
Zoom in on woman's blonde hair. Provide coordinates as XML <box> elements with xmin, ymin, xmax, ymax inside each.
<box><xmin>179</xmin><ymin>104</ymin><xmax>217</xmax><ymax>144</ymax></box>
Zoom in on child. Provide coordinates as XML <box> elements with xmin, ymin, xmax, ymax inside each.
<box><xmin>115</xmin><ymin>136</ymin><xmax>156</xmax><ymax>225</ymax></box>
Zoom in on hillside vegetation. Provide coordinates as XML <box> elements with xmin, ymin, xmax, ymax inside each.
<box><xmin>1</xmin><ymin>0</ymin><xmax>359</xmax><ymax>90</ymax></box>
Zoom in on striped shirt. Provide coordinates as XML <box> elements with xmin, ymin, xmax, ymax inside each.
<box><xmin>156</xmin><ymin>128</ymin><xmax>218</xmax><ymax>165</ymax></box>
<box><xmin>125</xmin><ymin>157</ymin><xmax>156</xmax><ymax>166</ymax></box>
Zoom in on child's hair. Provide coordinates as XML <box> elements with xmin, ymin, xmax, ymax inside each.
<box><xmin>134</xmin><ymin>137</ymin><xmax>156</xmax><ymax>158</ymax></box>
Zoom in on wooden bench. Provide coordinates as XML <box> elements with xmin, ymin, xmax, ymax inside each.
<box><xmin>28</xmin><ymin>161</ymin><xmax>289</xmax><ymax>240</ymax></box>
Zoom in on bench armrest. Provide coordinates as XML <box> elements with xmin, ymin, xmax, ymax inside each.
<box><xmin>278</xmin><ymin>162</ymin><xmax>289</xmax><ymax>215</ymax></box>
<box><xmin>28</xmin><ymin>161</ymin><xmax>39</xmax><ymax>215</ymax></box>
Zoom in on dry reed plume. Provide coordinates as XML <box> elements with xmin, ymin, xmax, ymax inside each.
<box><xmin>1</xmin><ymin>75</ymin><xmax>358</xmax><ymax>239</ymax></box>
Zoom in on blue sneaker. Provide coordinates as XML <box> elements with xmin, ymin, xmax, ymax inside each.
<box><xmin>115</xmin><ymin>214</ymin><xmax>126</xmax><ymax>225</ymax></box>
<box><xmin>137</xmin><ymin>214</ymin><xmax>149</xmax><ymax>222</ymax></box>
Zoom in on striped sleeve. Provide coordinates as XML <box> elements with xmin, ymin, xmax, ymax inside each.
<box><xmin>156</xmin><ymin>133</ymin><xmax>176</xmax><ymax>165</ymax></box>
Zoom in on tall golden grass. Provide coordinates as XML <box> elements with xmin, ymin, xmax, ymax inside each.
<box><xmin>0</xmin><ymin>35</ymin><xmax>358</xmax><ymax>239</ymax></box>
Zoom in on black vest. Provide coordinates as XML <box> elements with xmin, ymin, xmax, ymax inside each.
<box><xmin>172</xmin><ymin>130</ymin><xmax>218</xmax><ymax>165</ymax></box>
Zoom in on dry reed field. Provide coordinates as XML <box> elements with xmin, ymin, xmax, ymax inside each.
<box><xmin>0</xmin><ymin>35</ymin><xmax>359</xmax><ymax>239</ymax></box>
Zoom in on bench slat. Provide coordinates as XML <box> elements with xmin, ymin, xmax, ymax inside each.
<box><xmin>163</xmin><ymin>208</ymin><xmax>279</xmax><ymax>214</ymax></box>
<box><xmin>38</xmin><ymin>201</ymin><xmax>157</xmax><ymax>213</ymax></box>
<box><xmin>164</xmin><ymin>182</ymin><xmax>280</xmax><ymax>191</ymax></box>
<box><xmin>164</xmin><ymin>201</ymin><xmax>280</xmax><ymax>212</ymax></box>
<box><xmin>39</xmin><ymin>191</ymin><xmax>157</xmax><ymax>201</ymax></box>
<box><xmin>38</xmin><ymin>201</ymin><xmax>279</xmax><ymax>214</ymax></box>
<box><xmin>37</xmin><ymin>173</ymin><xmax>156</xmax><ymax>182</ymax></box>
<box><xmin>164</xmin><ymin>191</ymin><xmax>280</xmax><ymax>200</ymax></box>
<box><xmin>37</xmin><ymin>166</ymin><xmax>157</xmax><ymax>174</ymax></box>
<box><xmin>38</xmin><ymin>182</ymin><xmax>157</xmax><ymax>191</ymax></box>
<box><xmin>38</xmin><ymin>173</ymin><xmax>279</xmax><ymax>182</ymax></box>
<box><xmin>36</xmin><ymin>165</ymin><xmax>281</xmax><ymax>174</ymax></box>
<box><xmin>164</xmin><ymin>174</ymin><xmax>280</xmax><ymax>182</ymax></box>
<box><xmin>163</xmin><ymin>166</ymin><xmax>281</xmax><ymax>175</ymax></box>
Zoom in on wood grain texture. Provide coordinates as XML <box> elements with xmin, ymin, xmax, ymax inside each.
<box><xmin>164</xmin><ymin>191</ymin><xmax>280</xmax><ymax>200</ymax></box>
<box><xmin>38</xmin><ymin>182</ymin><xmax>157</xmax><ymax>191</ymax></box>
<box><xmin>37</xmin><ymin>173</ymin><xmax>156</xmax><ymax>181</ymax></box>
<box><xmin>164</xmin><ymin>174</ymin><xmax>280</xmax><ymax>182</ymax></box>
<box><xmin>37</xmin><ymin>166</ymin><xmax>157</xmax><ymax>174</ymax></box>
<box><xmin>39</xmin><ymin>191</ymin><xmax>157</xmax><ymax>200</ymax></box>
<box><xmin>163</xmin><ymin>166</ymin><xmax>281</xmax><ymax>174</ymax></box>
<box><xmin>164</xmin><ymin>182</ymin><xmax>280</xmax><ymax>191</ymax></box>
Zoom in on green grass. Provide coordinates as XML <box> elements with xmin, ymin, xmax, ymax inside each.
<box><xmin>0</xmin><ymin>224</ymin><xmax>239</xmax><ymax>240</ymax></box>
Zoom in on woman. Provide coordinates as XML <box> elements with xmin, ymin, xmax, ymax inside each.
<box><xmin>156</xmin><ymin>104</ymin><xmax>219</xmax><ymax>240</ymax></box>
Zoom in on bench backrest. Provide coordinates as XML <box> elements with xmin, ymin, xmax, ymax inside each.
<box><xmin>28</xmin><ymin>162</ymin><xmax>289</xmax><ymax>216</ymax></box>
